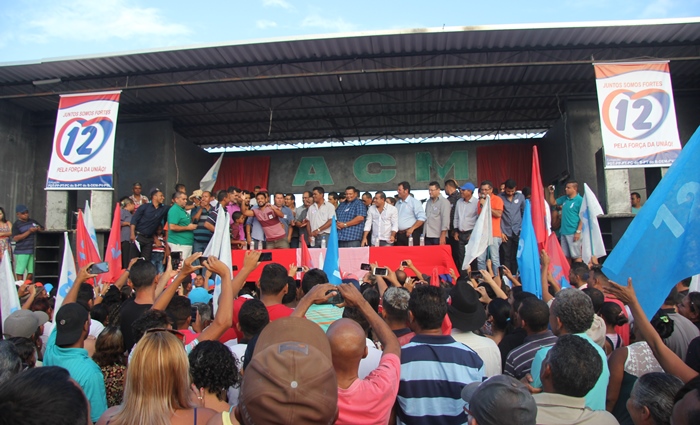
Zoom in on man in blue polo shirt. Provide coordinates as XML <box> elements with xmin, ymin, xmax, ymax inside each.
<box><xmin>336</xmin><ymin>186</ymin><xmax>367</xmax><ymax>248</ymax></box>
<box><xmin>528</xmin><ymin>288</ymin><xmax>609</xmax><ymax>411</ymax></box>
<box><xmin>44</xmin><ymin>265</ymin><xmax>107</xmax><ymax>423</ymax></box>
<box><xmin>548</xmin><ymin>181</ymin><xmax>583</xmax><ymax>262</ymax></box>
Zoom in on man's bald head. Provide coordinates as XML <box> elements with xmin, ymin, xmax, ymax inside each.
<box><xmin>326</xmin><ymin>318</ymin><xmax>367</xmax><ymax>371</ymax></box>
<box><xmin>395</xmin><ymin>269</ymin><xmax>407</xmax><ymax>285</ymax></box>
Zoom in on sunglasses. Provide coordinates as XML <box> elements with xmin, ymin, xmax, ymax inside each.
<box><xmin>145</xmin><ymin>328</ymin><xmax>186</xmax><ymax>343</ymax></box>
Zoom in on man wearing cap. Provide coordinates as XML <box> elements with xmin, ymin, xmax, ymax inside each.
<box><xmin>362</xmin><ymin>191</ymin><xmax>398</xmax><ymax>246</ymax></box>
<box><xmin>453</xmin><ymin>183</ymin><xmax>478</xmax><ymax>269</ymax></box>
<box><xmin>533</xmin><ymin>334</ymin><xmax>618</xmax><ymax>424</ymax></box>
<box><xmin>449</xmin><ymin>278</ymin><xmax>502</xmax><ymax>377</ymax></box>
<box><xmin>12</xmin><ymin>204</ymin><xmax>43</xmax><ymax>281</ymax></box>
<box><xmin>229</xmin><ymin>316</ymin><xmax>339</xmax><ymax>424</ymax></box>
<box><xmin>395</xmin><ymin>181</ymin><xmax>427</xmax><ymax>246</ymax></box>
<box><xmin>397</xmin><ymin>285</ymin><xmax>485</xmax><ymax>424</ymax></box>
<box><xmin>498</xmin><ymin>179</ymin><xmax>526</xmax><ymax>274</ymax></box>
<box><xmin>43</xmin><ymin>264</ymin><xmax>107</xmax><ymax>423</ymax></box>
<box><xmin>461</xmin><ymin>374</ymin><xmax>537</xmax><ymax>425</ymax></box>
<box><xmin>129</xmin><ymin>182</ymin><xmax>149</xmax><ymax>209</ymax></box>
<box><xmin>130</xmin><ymin>189</ymin><xmax>168</xmax><ymax>261</ymax></box>
<box><xmin>2</xmin><ymin>309</ymin><xmax>49</xmax><ymax>342</ymax></box>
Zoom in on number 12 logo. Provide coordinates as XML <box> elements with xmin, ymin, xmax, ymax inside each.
<box><xmin>601</xmin><ymin>89</ymin><xmax>671</xmax><ymax>141</ymax></box>
<box><xmin>56</xmin><ymin>117</ymin><xmax>114</xmax><ymax>165</ymax></box>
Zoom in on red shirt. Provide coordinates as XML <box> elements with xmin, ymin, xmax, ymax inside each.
<box><xmin>266</xmin><ymin>303</ymin><xmax>294</xmax><ymax>321</ymax></box>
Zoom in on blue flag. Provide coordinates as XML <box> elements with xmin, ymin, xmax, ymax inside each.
<box><xmin>517</xmin><ymin>200</ymin><xmax>542</xmax><ymax>298</ymax></box>
<box><xmin>603</xmin><ymin>126</ymin><xmax>700</xmax><ymax>318</ymax></box>
<box><xmin>323</xmin><ymin>216</ymin><xmax>342</xmax><ymax>284</ymax></box>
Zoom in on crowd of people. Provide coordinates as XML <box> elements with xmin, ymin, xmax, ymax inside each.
<box><xmin>0</xmin><ymin>176</ymin><xmax>697</xmax><ymax>425</ymax></box>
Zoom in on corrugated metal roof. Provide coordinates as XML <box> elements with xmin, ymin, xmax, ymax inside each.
<box><xmin>1</xmin><ymin>18</ymin><xmax>699</xmax><ymax>148</ymax></box>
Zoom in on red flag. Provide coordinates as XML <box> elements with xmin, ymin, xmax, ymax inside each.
<box><xmin>300</xmin><ymin>235</ymin><xmax>315</xmax><ymax>268</ymax></box>
<box><xmin>545</xmin><ymin>232</ymin><xmax>571</xmax><ymax>287</ymax></box>
<box><xmin>76</xmin><ymin>210</ymin><xmax>100</xmax><ymax>283</ymax></box>
<box><xmin>103</xmin><ymin>203</ymin><xmax>123</xmax><ymax>283</ymax></box>
<box><xmin>531</xmin><ymin>145</ymin><xmax>547</xmax><ymax>249</ymax></box>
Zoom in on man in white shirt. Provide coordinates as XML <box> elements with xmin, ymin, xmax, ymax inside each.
<box><xmin>362</xmin><ymin>191</ymin><xmax>398</xmax><ymax>246</ymax></box>
<box><xmin>306</xmin><ymin>186</ymin><xmax>336</xmax><ymax>247</ymax></box>
<box><xmin>452</xmin><ymin>183</ymin><xmax>478</xmax><ymax>269</ymax></box>
<box><xmin>395</xmin><ymin>181</ymin><xmax>427</xmax><ymax>246</ymax></box>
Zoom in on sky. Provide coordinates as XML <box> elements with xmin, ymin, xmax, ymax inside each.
<box><xmin>1</xmin><ymin>0</ymin><xmax>699</xmax><ymax>64</ymax></box>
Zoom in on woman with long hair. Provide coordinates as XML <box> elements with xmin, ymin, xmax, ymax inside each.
<box><xmin>485</xmin><ymin>298</ymin><xmax>512</xmax><ymax>345</ymax></box>
<box><xmin>0</xmin><ymin>207</ymin><xmax>12</xmax><ymax>262</ymax></box>
<box><xmin>97</xmin><ymin>330</ymin><xmax>217</xmax><ymax>425</ymax></box>
<box><xmin>92</xmin><ymin>327</ymin><xmax>127</xmax><ymax>407</ymax></box>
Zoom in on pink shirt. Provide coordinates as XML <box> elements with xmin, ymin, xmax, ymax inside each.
<box><xmin>226</xmin><ymin>203</ymin><xmax>243</xmax><ymax>241</ymax></box>
<box><xmin>253</xmin><ymin>207</ymin><xmax>286</xmax><ymax>241</ymax></box>
<box><xmin>336</xmin><ymin>353</ymin><xmax>400</xmax><ymax>425</ymax></box>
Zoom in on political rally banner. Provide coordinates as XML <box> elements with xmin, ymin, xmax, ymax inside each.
<box><xmin>46</xmin><ymin>91</ymin><xmax>121</xmax><ymax>189</ymax></box>
<box><xmin>593</xmin><ymin>62</ymin><xmax>681</xmax><ymax>169</ymax></box>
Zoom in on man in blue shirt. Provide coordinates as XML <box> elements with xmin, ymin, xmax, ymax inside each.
<box><xmin>548</xmin><ymin>181</ymin><xmax>583</xmax><ymax>263</ymax></box>
<box><xmin>395</xmin><ymin>181</ymin><xmax>427</xmax><ymax>246</ymax></box>
<box><xmin>44</xmin><ymin>265</ymin><xmax>107</xmax><ymax>423</ymax></box>
<box><xmin>498</xmin><ymin>179</ymin><xmax>526</xmax><ymax>274</ymax></box>
<box><xmin>528</xmin><ymin>288</ymin><xmax>609</xmax><ymax>411</ymax></box>
<box><xmin>336</xmin><ymin>186</ymin><xmax>367</xmax><ymax>248</ymax></box>
<box><xmin>130</xmin><ymin>189</ymin><xmax>168</xmax><ymax>261</ymax></box>
<box><xmin>11</xmin><ymin>204</ymin><xmax>43</xmax><ymax>281</ymax></box>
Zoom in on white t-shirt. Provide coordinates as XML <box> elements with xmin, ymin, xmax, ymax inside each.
<box><xmin>451</xmin><ymin>330</ymin><xmax>503</xmax><ymax>377</ymax></box>
<box><xmin>358</xmin><ymin>338</ymin><xmax>383</xmax><ymax>379</ymax></box>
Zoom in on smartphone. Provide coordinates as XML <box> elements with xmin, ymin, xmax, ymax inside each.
<box><xmin>259</xmin><ymin>252</ymin><xmax>273</xmax><ymax>262</ymax></box>
<box><xmin>401</xmin><ymin>261</ymin><xmax>409</xmax><ymax>267</ymax></box>
<box><xmin>470</xmin><ymin>271</ymin><xmax>482</xmax><ymax>279</ymax></box>
<box><xmin>360</xmin><ymin>263</ymin><xmax>372</xmax><ymax>271</ymax></box>
<box><xmin>88</xmin><ymin>262</ymin><xmax>109</xmax><ymax>274</ymax></box>
<box><xmin>199</xmin><ymin>256</ymin><xmax>208</xmax><ymax>264</ymax></box>
<box><xmin>191</xmin><ymin>306</ymin><xmax>198</xmax><ymax>323</ymax></box>
<box><xmin>498</xmin><ymin>266</ymin><xmax>504</xmax><ymax>277</ymax></box>
<box><xmin>170</xmin><ymin>251</ymin><xmax>182</xmax><ymax>269</ymax></box>
<box><xmin>374</xmin><ymin>267</ymin><xmax>388</xmax><ymax>276</ymax></box>
<box><xmin>232</xmin><ymin>265</ymin><xmax>239</xmax><ymax>271</ymax></box>
<box><xmin>324</xmin><ymin>289</ymin><xmax>344</xmax><ymax>305</ymax></box>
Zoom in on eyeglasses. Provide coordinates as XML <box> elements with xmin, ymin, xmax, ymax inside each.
<box><xmin>145</xmin><ymin>328</ymin><xmax>186</xmax><ymax>343</ymax></box>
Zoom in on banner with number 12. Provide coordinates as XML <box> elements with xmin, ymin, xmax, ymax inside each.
<box><xmin>46</xmin><ymin>91</ymin><xmax>121</xmax><ymax>189</ymax></box>
<box><xmin>594</xmin><ymin>62</ymin><xmax>681</xmax><ymax>169</ymax></box>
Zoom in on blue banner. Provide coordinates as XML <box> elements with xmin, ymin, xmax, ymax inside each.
<box><xmin>323</xmin><ymin>216</ymin><xmax>342</xmax><ymax>284</ymax></box>
<box><xmin>517</xmin><ymin>200</ymin><xmax>542</xmax><ymax>299</ymax></box>
<box><xmin>603</xmin><ymin>126</ymin><xmax>700</xmax><ymax>318</ymax></box>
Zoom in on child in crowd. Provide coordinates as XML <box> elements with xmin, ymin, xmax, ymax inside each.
<box><xmin>600</xmin><ymin>301</ymin><xmax>628</xmax><ymax>355</ymax></box>
<box><xmin>151</xmin><ymin>225</ymin><xmax>168</xmax><ymax>274</ymax></box>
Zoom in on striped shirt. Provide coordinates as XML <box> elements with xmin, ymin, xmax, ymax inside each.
<box><xmin>305</xmin><ymin>304</ymin><xmax>344</xmax><ymax>332</ymax></box>
<box><xmin>504</xmin><ymin>331</ymin><xmax>558</xmax><ymax>379</ymax></box>
<box><xmin>397</xmin><ymin>334</ymin><xmax>485</xmax><ymax>425</ymax></box>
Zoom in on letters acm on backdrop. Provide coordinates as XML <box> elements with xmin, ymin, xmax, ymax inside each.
<box><xmin>289</xmin><ymin>149</ymin><xmax>470</xmax><ymax>190</ymax></box>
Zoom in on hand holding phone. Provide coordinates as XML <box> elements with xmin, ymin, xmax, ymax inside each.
<box><xmin>360</xmin><ymin>263</ymin><xmax>372</xmax><ymax>271</ymax></box>
<box><xmin>259</xmin><ymin>252</ymin><xmax>273</xmax><ymax>262</ymax></box>
<box><xmin>374</xmin><ymin>267</ymin><xmax>388</xmax><ymax>276</ymax></box>
<box><xmin>88</xmin><ymin>262</ymin><xmax>110</xmax><ymax>275</ymax></box>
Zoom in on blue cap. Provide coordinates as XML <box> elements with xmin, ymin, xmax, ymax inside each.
<box><xmin>15</xmin><ymin>204</ymin><xmax>28</xmax><ymax>213</ymax></box>
<box><xmin>188</xmin><ymin>287</ymin><xmax>213</xmax><ymax>304</ymax></box>
<box><xmin>460</xmin><ymin>183</ymin><xmax>475</xmax><ymax>192</ymax></box>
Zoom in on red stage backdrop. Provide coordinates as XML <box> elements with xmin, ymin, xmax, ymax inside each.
<box><xmin>476</xmin><ymin>143</ymin><xmax>534</xmax><ymax>189</ymax></box>
<box><xmin>213</xmin><ymin>156</ymin><xmax>270</xmax><ymax>193</ymax></box>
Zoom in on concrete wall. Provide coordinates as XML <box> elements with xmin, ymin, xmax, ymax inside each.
<box><xmin>0</xmin><ymin>100</ymin><xmax>41</xmax><ymax>222</ymax></box>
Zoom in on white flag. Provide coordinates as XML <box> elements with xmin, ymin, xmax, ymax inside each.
<box><xmin>84</xmin><ymin>201</ymin><xmax>101</xmax><ymax>260</ymax></box>
<box><xmin>462</xmin><ymin>196</ymin><xmax>493</xmax><ymax>270</ymax></box>
<box><xmin>579</xmin><ymin>183</ymin><xmax>606</xmax><ymax>264</ymax></box>
<box><xmin>0</xmin><ymin>248</ymin><xmax>21</xmax><ymax>328</ymax></box>
<box><xmin>54</xmin><ymin>233</ymin><xmax>77</xmax><ymax>313</ymax></box>
<box><xmin>200</xmin><ymin>153</ymin><xmax>224</xmax><ymax>193</ymax></box>
<box><xmin>203</xmin><ymin>205</ymin><xmax>233</xmax><ymax>314</ymax></box>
